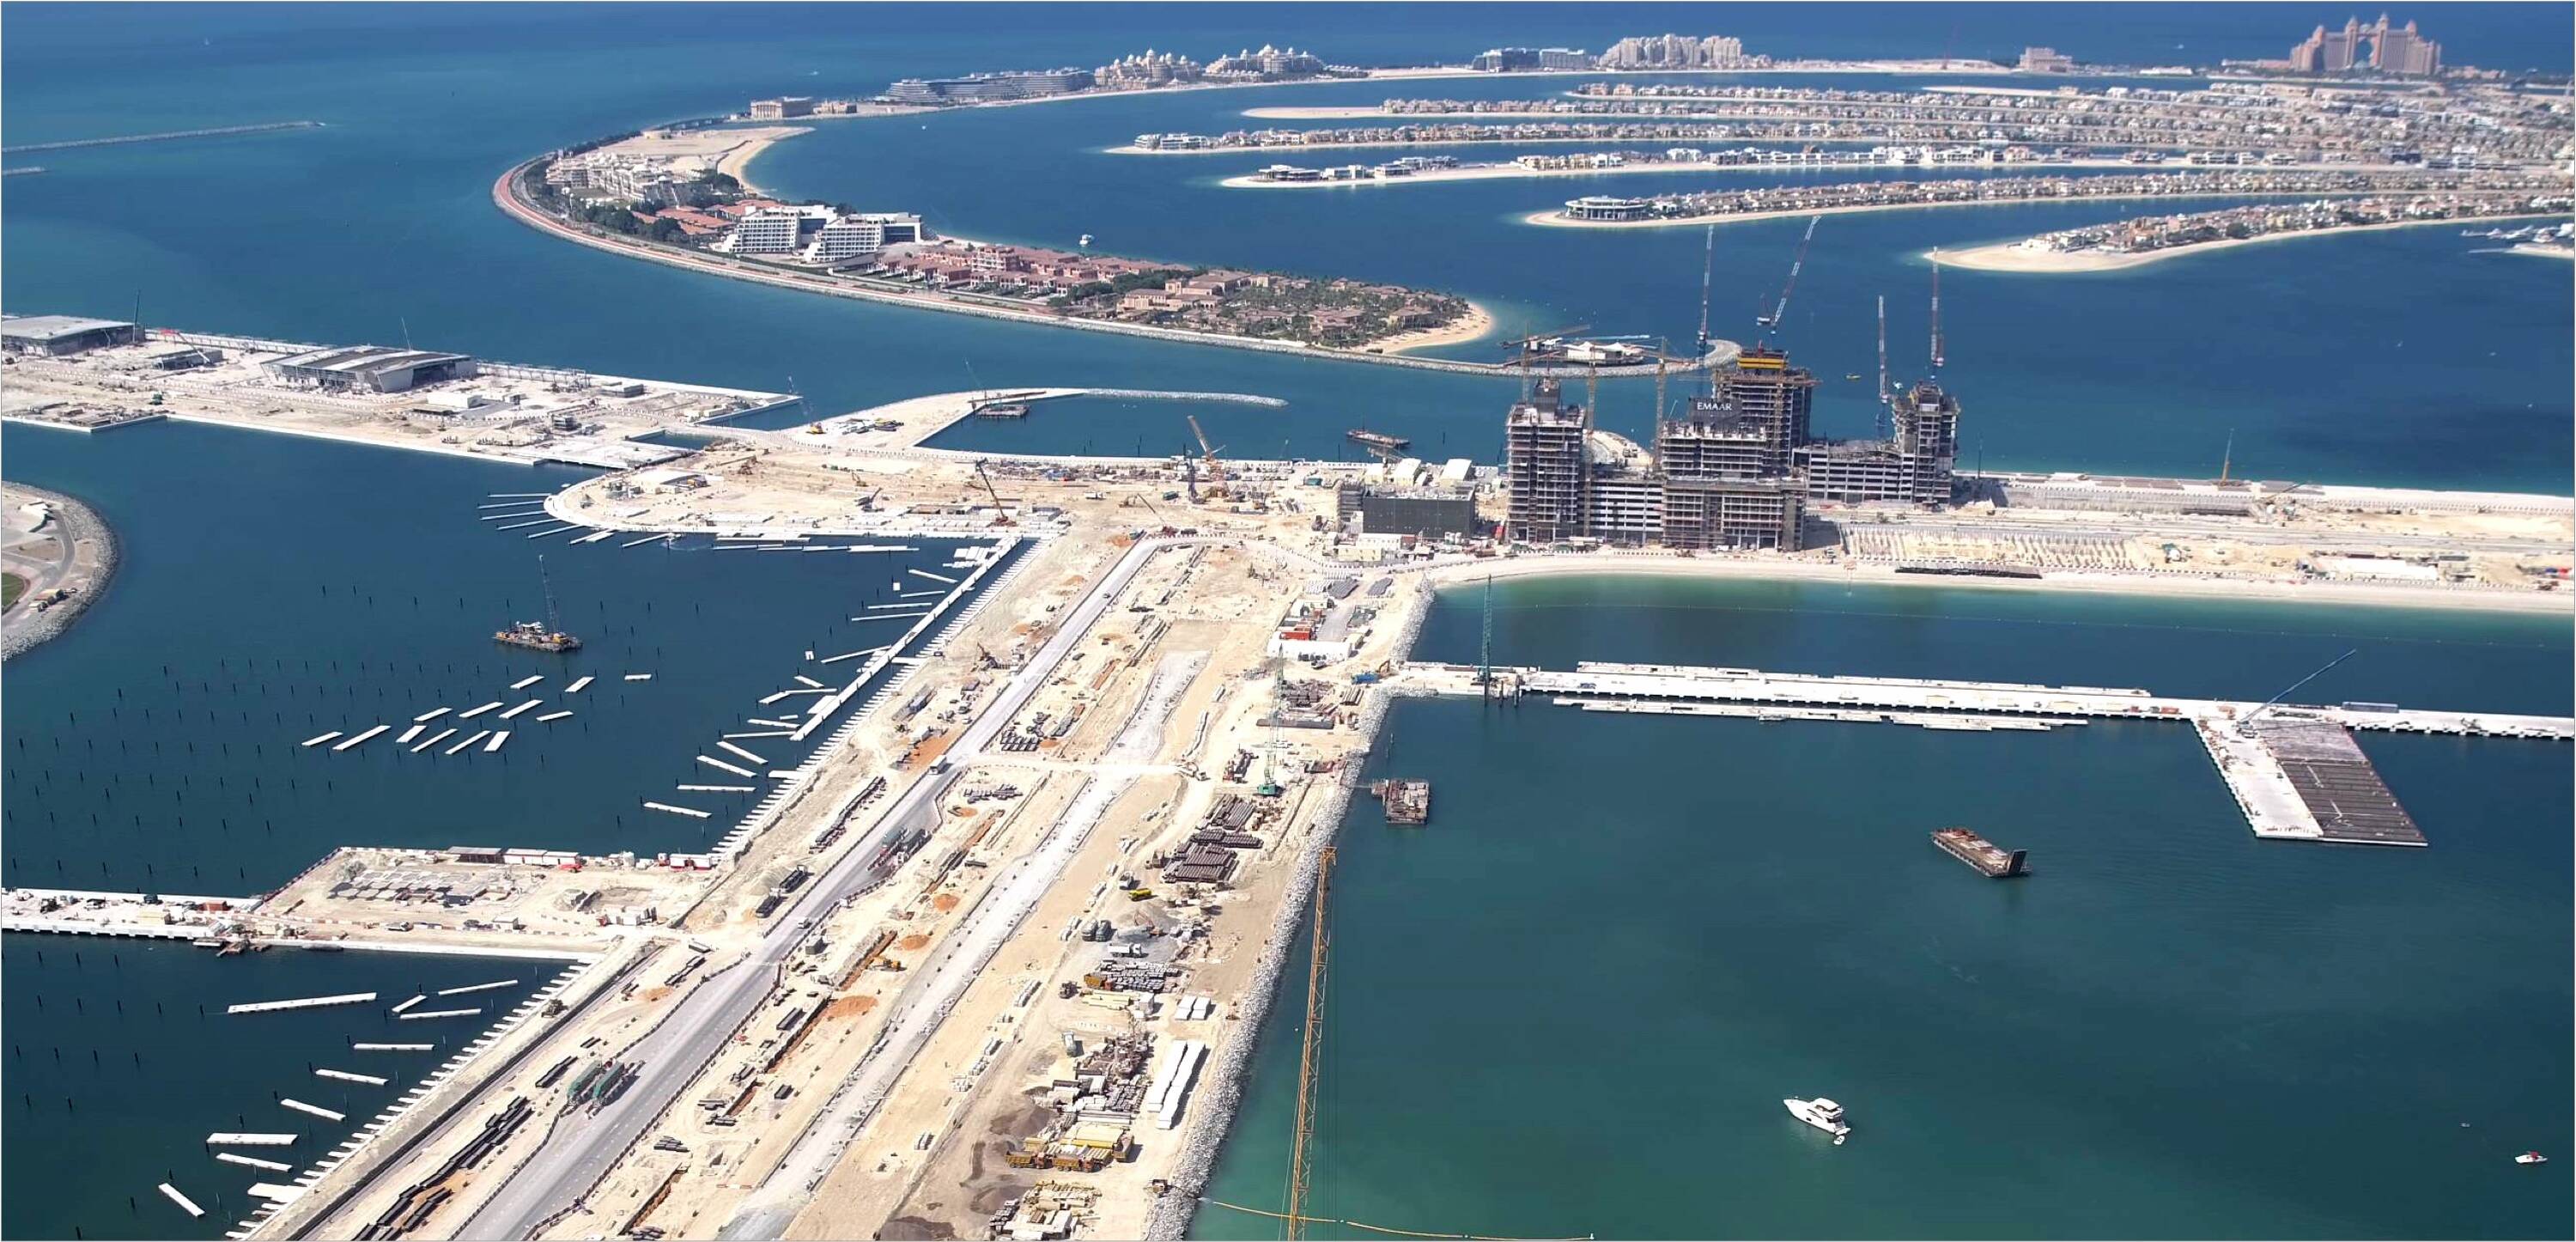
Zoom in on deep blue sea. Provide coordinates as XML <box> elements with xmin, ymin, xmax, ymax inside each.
<box><xmin>3</xmin><ymin>6</ymin><xmax>2569</xmax><ymax>1239</ymax></box>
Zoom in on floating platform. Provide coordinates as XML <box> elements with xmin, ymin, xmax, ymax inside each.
<box><xmin>645</xmin><ymin>801</ymin><xmax>711</xmax><ymax>819</ymax></box>
<box><xmin>413</xmin><ymin>707</ymin><xmax>451</xmax><ymax>722</ymax></box>
<box><xmin>300</xmin><ymin>732</ymin><xmax>342</xmax><ymax>748</ymax></box>
<box><xmin>216</xmin><ymin>1152</ymin><xmax>292</xmax><ymax>1172</ymax></box>
<box><xmin>410</xmin><ymin>728</ymin><xmax>456</xmax><ymax>754</ymax></box>
<box><xmin>1932</xmin><ymin>827</ymin><xmax>2029</xmax><ymax>877</ymax></box>
<box><xmin>390</xmin><ymin>994</ymin><xmax>424</xmax><ymax>1014</ymax></box>
<box><xmin>564</xmin><ymin>675</ymin><xmax>594</xmax><ymax>693</ymax></box>
<box><xmin>206</xmin><ymin>1133</ymin><xmax>298</xmax><ymax>1147</ymax></box>
<box><xmin>436</xmin><ymin>979</ymin><xmax>518</xmax><ymax>996</ymax></box>
<box><xmin>159</xmin><ymin>1183</ymin><xmax>205</xmax><ymax>1218</ymax></box>
<box><xmin>509</xmin><ymin>675</ymin><xmax>544</xmax><ymax>691</ymax></box>
<box><xmin>483</xmin><ymin>730</ymin><xmax>510</xmax><ymax>752</ymax></box>
<box><xmin>498</xmin><ymin>699</ymin><xmax>542</xmax><ymax>720</ymax></box>
<box><xmin>331</xmin><ymin>724</ymin><xmax>390</xmax><ymax>752</ymax></box>
<box><xmin>456</xmin><ymin>702</ymin><xmax>503</xmax><ymax>719</ymax></box>
<box><xmin>314</xmin><ymin>1068</ymin><xmax>387</xmax><ymax>1085</ymax></box>
<box><xmin>228</xmin><ymin>991</ymin><xmax>375</xmax><ymax>1014</ymax></box>
<box><xmin>398</xmin><ymin>1008</ymin><xmax>481</xmax><ymax>1020</ymax></box>
<box><xmin>279</xmin><ymin>1098</ymin><xmax>345</xmax><ymax>1122</ymax></box>
<box><xmin>351</xmin><ymin>1042</ymin><xmax>434</xmax><ymax>1051</ymax></box>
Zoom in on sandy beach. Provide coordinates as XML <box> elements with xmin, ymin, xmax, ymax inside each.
<box><xmin>1935</xmin><ymin>210</ymin><xmax>2573</xmax><ymax>273</ymax></box>
<box><xmin>1420</xmin><ymin>550</ymin><xmax>2573</xmax><ymax>616</ymax></box>
<box><xmin>710</xmin><ymin>125</ymin><xmax>807</xmax><ymax>196</ymax></box>
<box><xmin>1368</xmin><ymin>298</ymin><xmax>1493</xmax><ymax>354</ymax></box>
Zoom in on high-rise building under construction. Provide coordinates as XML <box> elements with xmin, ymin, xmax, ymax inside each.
<box><xmin>1500</xmin><ymin>344</ymin><xmax>1959</xmax><ymax>552</ymax></box>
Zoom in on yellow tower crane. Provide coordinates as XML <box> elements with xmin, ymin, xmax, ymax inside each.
<box><xmin>1285</xmin><ymin>843</ymin><xmax>1334</xmax><ymax>1240</ymax></box>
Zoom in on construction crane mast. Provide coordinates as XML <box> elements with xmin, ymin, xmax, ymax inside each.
<box><xmin>1694</xmin><ymin>224</ymin><xmax>1715</xmax><ymax>356</ymax></box>
<box><xmin>1285</xmin><ymin>843</ymin><xmax>1336</xmax><ymax>1240</ymax></box>
<box><xmin>1186</xmin><ymin>415</ymin><xmax>1227</xmax><ymax>502</ymax></box>
<box><xmin>1874</xmin><ymin>295</ymin><xmax>1890</xmax><ymax>439</ymax></box>
<box><xmin>1929</xmin><ymin>250</ymin><xmax>1947</xmax><ymax>372</ymax></box>
<box><xmin>1755</xmin><ymin>215</ymin><xmax>1821</xmax><ymax>338</ymax></box>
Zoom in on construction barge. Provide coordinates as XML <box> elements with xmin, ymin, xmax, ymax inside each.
<box><xmin>1931</xmin><ymin>827</ymin><xmax>2027</xmax><ymax>878</ymax></box>
<box><xmin>1371</xmin><ymin>779</ymin><xmax>1430</xmax><ymax>825</ymax></box>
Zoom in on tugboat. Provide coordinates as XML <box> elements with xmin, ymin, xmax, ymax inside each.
<box><xmin>495</xmin><ymin>555</ymin><xmax>582</xmax><ymax>653</ymax></box>
<box><xmin>1784</xmin><ymin>1096</ymin><xmax>1850</xmax><ymax>1145</ymax></box>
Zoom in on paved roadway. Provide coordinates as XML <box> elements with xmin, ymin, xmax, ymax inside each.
<box><xmin>459</xmin><ymin>537</ymin><xmax>1174</xmax><ymax>1239</ymax></box>
<box><xmin>714</xmin><ymin>650</ymin><xmax>1206</xmax><ymax>1239</ymax></box>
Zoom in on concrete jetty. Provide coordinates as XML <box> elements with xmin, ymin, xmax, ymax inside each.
<box><xmin>572</xmin><ymin>530</ymin><xmax>616</xmax><ymax>544</ymax></box>
<box><xmin>792</xmin><ymin>675</ymin><xmax>826</xmax><ymax>690</ymax></box>
<box><xmin>526</xmin><ymin>525</ymin><xmax>575</xmax><ymax>539</ymax></box>
<box><xmin>1403</xmin><ymin>660</ymin><xmax>2573</xmax><ymax>847</ymax></box>
<box><xmin>315</xmin><ymin>1068</ymin><xmax>388</xmax><ymax>1085</ymax></box>
<box><xmin>445</xmin><ymin>730</ymin><xmax>490</xmax><ymax>756</ymax></box>
<box><xmin>716</xmin><ymin>740</ymin><xmax>768</xmax><ymax>765</ymax></box>
<box><xmin>492</xmin><ymin>520</ymin><xmax>550</xmax><ymax>532</ymax></box>
<box><xmin>410</xmin><ymin>728</ymin><xmax>456</xmax><ymax>754</ymax></box>
<box><xmin>160</xmin><ymin>1183</ymin><xmax>206</xmax><ymax>1218</ymax></box>
<box><xmin>617</xmin><ymin>535</ymin><xmax>664</xmax><ymax>549</ymax></box>
<box><xmin>207</xmin><ymin>1134</ymin><xmax>299</xmax><ymax>1147</ymax></box>
<box><xmin>456</xmin><ymin>702</ymin><xmax>502</xmax><ymax>720</ymax></box>
<box><xmin>478</xmin><ymin>511</ymin><xmax>545</xmax><ymax>521</ymax></box>
<box><xmin>217</xmin><ymin>1152</ymin><xmax>294</xmax><ymax>1172</ymax></box>
<box><xmin>436</xmin><ymin>979</ymin><xmax>519</xmax><ymax>996</ymax></box>
<box><xmin>279</xmin><ymin>1099</ymin><xmax>346</xmax><ymax>1122</ymax></box>
<box><xmin>301</xmin><ymin>732</ymin><xmax>343</xmax><ymax>748</ymax></box>
<box><xmin>509</xmin><ymin>675</ymin><xmax>544</xmax><ymax>691</ymax></box>
<box><xmin>564</xmin><ymin>676</ymin><xmax>594</xmax><ymax>693</ymax></box>
<box><xmin>645</xmin><ymin>801</ymin><xmax>712</xmax><ymax>819</ymax></box>
<box><xmin>228</xmin><ymin>991</ymin><xmax>376</xmax><ymax>1014</ymax></box>
<box><xmin>907</xmin><ymin>568</ymin><xmax>957</xmax><ymax>584</ymax></box>
<box><xmin>697</xmin><ymin>754</ymin><xmax>756</xmax><ymax>778</ymax></box>
<box><xmin>331</xmin><ymin>725</ymin><xmax>391</xmax><ymax>752</ymax></box>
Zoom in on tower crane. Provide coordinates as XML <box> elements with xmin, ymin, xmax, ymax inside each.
<box><xmin>1929</xmin><ymin>249</ymin><xmax>1947</xmax><ymax>372</ymax></box>
<box><xmin>1754</xmin><ymin>214</ymin><xmax>1821</xmax><ymax>338</ymax></box>
<box><xmin>1874</xmin><ymin>294</ymin><xmax>1891</xmax><ymax>439</ymax></box>
<box><xmin>1285</xmin><ymin>843</ymin><xmax>1335</xmax><ymax>1240</ymax></box>
<box><xmin>1186</xmin><ymin>414</ymin><xmax>1228</xmax><ymax>502</ymax></box>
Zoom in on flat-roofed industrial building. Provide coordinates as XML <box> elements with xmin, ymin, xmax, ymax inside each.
<box><xmin>1</xmin><ymin>314</ymin><xmax>142</xmax><ymax>356</ymax></box>
<box><xmin>263</xmin><ymin>345</ymin><xmax>477</xmax><ymax>393</ymax></box>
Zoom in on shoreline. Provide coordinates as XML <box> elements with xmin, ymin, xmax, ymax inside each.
<box><xmin>712</xmin><ymin>125</ymin><xmax>805</xmax><ymax>196</ymax></box>
<box><xmin>0</xmin><ymin>481</ymin><xmax>117</xmax><ymax>661</ymax></box>
<box><xmin>1522</xmin><ymin>186</ymin><xmax>2492</xmax><ymax>231</ymax></box>
<box><xmin>1935</xmin><ymin>211</ymin><xmax>2573</xmax><ymax>272</ymax></box>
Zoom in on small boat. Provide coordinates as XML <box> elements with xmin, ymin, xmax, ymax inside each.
<box><xmin>2515</xmin><ymin>1151</ymin><xmax>2548</xmax><ymax>1166</ymax></box>
<box><xmin>1784</xmin><ymin>1096</ymin><xmax>1850</xmax><ymax>1144</ymax></box>
<box><xmin>1845</xmin><ymin>373</ymin><xmax>1864</xmax><ymax>381</ymax></box>
<box><xmin>1078</xmin><ymin>233</ymin><xmax>1094</xmax><ymax>247</ymax></box>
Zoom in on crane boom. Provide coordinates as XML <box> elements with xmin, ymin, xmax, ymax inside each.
<box><xmin>1929</xmin><ymin>249</ymin><xmax>1946</xmax><ymax>371</ymax></box>
<box><xmin>2245</xmin><ymin>649</ymin><xmax>2359</xmax><ymax>726</ymax></box>
<box><xmin>1874</xmin><ymin>295</ymin><xmax>1890</xmax><ymax>438</ymax></box>
<box><xmin>1757</xmin><ymin>215</ymin><xmax>1820</xmax><ymax>335</ymax></box>
<box><xmin>1285</xmin><ymin>844</ymin><xmax>1336</xmax><ymax>1241</ymax></box>
<box><xmin>1186</xmin><ymin>414</ymin><xmax>1227</xmax><ymax>499</ymax></box>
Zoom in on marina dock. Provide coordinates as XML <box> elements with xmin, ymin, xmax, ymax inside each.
<box><xmin>1399</xmin><ymin>661</ymin><xmax>2572</xmax><ymax>847</ymax></box>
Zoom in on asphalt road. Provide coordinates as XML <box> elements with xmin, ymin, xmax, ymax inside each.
<box><xmin>460</xmin><ymin>536</ymin><xmax>1172</xmax><ymax>1239</ymax></box>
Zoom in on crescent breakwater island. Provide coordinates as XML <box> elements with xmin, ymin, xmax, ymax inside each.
<box><xmin>503</xmin><ymin>125</ymin><xmax>1728</xmax><ymax>381</ymax></box>
<box><xmin>0</xmin><ymin>479</ymin><xmax>117</xmax><ymax>660</ymax></box>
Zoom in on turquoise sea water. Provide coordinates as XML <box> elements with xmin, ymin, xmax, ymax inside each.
<box><xmin>1199</xmin><ymin>577</ymin><xmax>2573</xmax><ymax>1239</ymax></box>
<box><xmin>3</xmin><ymin>6</ymin><xmax>2570</xmax><ymax>1238</ymax></box>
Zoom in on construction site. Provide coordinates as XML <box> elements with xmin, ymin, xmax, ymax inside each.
<box><xmin>4</xmin><ymin>303</ymin><xmax>2568</xmax><ymax>1242</ymax></box>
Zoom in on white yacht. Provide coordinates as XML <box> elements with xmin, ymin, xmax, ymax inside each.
<box><xmin>1785</xmin><ymin>1096</ymin><xmax>1850</xmax><ymax>1144</ymax></box>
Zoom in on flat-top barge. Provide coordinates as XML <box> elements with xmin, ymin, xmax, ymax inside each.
<box><xmin>1371</xmin><ymin>779</ymin><xmax>1430</xmax><ymax>825</ymax></box>
<box><xmin>1932</xmin><ymin>827</ymin><xmax>2027</xmax><ymax>878</ymax></box>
